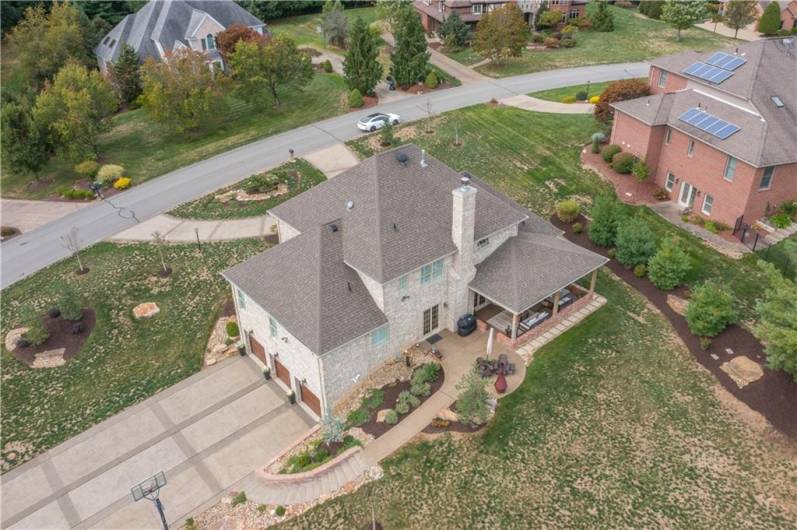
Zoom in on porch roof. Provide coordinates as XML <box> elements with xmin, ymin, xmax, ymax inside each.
<box><xmin>470</xmin><ymin>233</ymin><xmax>607</xmax><ymax>314</ymax></box>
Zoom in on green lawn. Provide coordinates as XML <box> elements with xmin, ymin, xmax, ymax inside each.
<box><xmin>529</xmin><ymin>81</ymin><xmax>613</xmax><ymax>101</ymax></box>
<box><xmin>268</xmin><ymin>6</ymin><xmax>380</xmax><ymax>50</ymax></box>
<box><xmin>280</xmin><ymin>272</ymin><xmax>797</xmax><ymax>528</ymax></box>
<box><xmin>448</xmin><ymin>6</ymin><xmax>735</xmax><ymax>78</ymax></box>
<box><xmin>348</xmin><ymin>105</ymin><xmax>769</xmax><ymax>321</ymax></box>
<box><xmin>0</xmin><ymin>239</ymin><xmax>267</xmax><ymax>472</ymax></box>
<box><xmin>170</xmin><ymin>159</ymin><xmax>326</xmax><ymax>220</ymax></box>
<box><xmin>1</xmin><ymin>73</ymin><xmax>348</xmax><ymax>199</ymax></box>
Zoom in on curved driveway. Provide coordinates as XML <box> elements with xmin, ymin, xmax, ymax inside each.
<box><xmin>1</xmin><ymin>62</ymin><xmax>648</xmax><ymax>289</ymax></box>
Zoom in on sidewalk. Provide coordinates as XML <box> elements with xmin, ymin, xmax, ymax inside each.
<box><xmin>500</xmin><ymin>94</ymin><xmax>595</xmax><ymax>114</ymax></box>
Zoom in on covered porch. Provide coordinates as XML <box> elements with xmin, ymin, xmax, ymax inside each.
<box><xmin>469</xmin><ymin>231</ymin><xmax>607</xmax><ymax>348</ymax></box>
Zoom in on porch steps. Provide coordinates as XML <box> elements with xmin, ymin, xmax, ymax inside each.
<box><xmin>763</xmin><ymin>222</ymin><xmax>797</xmax><ymax>245</ymax></box>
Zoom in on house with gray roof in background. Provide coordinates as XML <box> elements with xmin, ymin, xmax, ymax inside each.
<box><xmin>223</xmin><ymin>145</ymin><xmax>606</xmax><ymax>419</ymax></box>
<box><xmin>94</xmin><ymin>0</ymin><xmax>266</xmax><ymax>72</ymax></box>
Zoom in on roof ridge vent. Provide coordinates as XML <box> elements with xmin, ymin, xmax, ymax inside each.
<box><xmin>396</xmin><ymin>152</ymin><xmax>409</xmax><ymax>165</ymax></box>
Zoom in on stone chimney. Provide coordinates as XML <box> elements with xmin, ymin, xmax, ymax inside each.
<box><xmin>446</xmin><ymin>175</ymin><xmax>477</xmax><ymax>331</ymax></box>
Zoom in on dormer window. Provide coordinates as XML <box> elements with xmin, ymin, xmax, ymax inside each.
<box><xmin>202</xmin><ymin>34</ymin><xmax>216</xmax><ymax>51</ymax></box>
<box><xmin>771</xmin><ymin>96</ymin><xmax>784</xmax><ymax>108</ymax></box>
<box><xmin>477</xmin><ymin>237</ymin><xmax>490</xmax><ymax>249</ymax></box>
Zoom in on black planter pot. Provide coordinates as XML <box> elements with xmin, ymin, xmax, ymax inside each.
<box><xmin>263</xmin><ymin>369</ymin><xmax>271</xmax><ymax>380</ymax></box>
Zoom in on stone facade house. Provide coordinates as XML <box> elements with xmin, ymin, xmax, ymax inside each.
<box><xmin>609</xmin><ymin>38</ymin><xmax>797</xmax><ymax>228</ymax></box>
<box><xmin>413</xmin><ymin>0</ymin><xmax>586</xmax><ymax>33</ymax></box>
<box><xmin>94</xmin><ymin>0</ymin><xmax>266</xmax><ymax>72</ymax></box>
<box><xmin>223</xmin><ymin>146</ymin><xmax>606</xmax><ymax>419</ymax></box>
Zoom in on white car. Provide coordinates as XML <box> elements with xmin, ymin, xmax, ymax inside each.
<box><xmin>357</xmin><ymin>112</ymin><xmax>401</xmax><ymax>132</ymax></box>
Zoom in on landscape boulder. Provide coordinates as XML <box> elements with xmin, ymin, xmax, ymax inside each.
<box><xmin>133</xmin><ymin>302</ymin><xmax>160</xmax><ymax>320</ymax></box>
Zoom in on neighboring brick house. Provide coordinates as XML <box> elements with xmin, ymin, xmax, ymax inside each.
<box><xmin>94</xmin><ymin>0</ymin><xmax>266</xmax><ymax>72</ymax></box>
<box><xmin>609</xmin><ymin>38</ymin><xmax>797</xmax><ymax>228</ymax></box>
<box><xmin>223</xmin><ymin>146</ymin><xmax>605</xmax><ymax>419</ymax></box>
<box><xmin>717</xmin><ymin>0</ymin><xmax>797</xmax><ymax>30</ymax></box>
<box><xmin>413</xmin><ymin>0</ymin><xmax>586</xmax><ymax>33</ymax></box>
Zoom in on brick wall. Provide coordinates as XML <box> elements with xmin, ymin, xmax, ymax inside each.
<box><xmin>648</xmin><ymin>66</ymin><xmax>688</xmax><ymax>95</ymax></box>
<box><xmin>742</xmin><ymin>162</ymin><xmax>797</xmax><ymax>221</ymax></box>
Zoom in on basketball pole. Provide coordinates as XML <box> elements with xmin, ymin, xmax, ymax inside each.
<box><xmin>154</xmin><ymin>498</ymin><xmax>168</xmax><ymax>530</ymax></box>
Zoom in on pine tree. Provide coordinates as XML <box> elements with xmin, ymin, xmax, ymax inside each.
<box><xmin>757</xmin><ymin>1</ymin><xmax>781</xmax><ymax>35</ymax></box>
<box><xmin>1</xmin><ymin>97</ymin><xmax>50</xmax><ymax>178</ymax></box>
<box><xmin>343</xmin><ymin>17</ymin><xmax>383</xmax><ymax>96</ymax></box>
<box><xmin>440</xmin><ymin>11</ymin><xmax>470</xmax><ymax>49</ymax></box>
<box><xmin>111</xmin><ymin>44</ymin><xmax>142</xmax><ymax>104</ymax></box>
<box><xmin>723</xmin><ymin>0</ymin><xmax>757</xmax><ymax>39</ymax></box>
<box><xmin>648</xmin><ymin>237</ymin><xmax>691</xmax><ymax>290</ymax></box>
<box><xmin>587</xmin><ymin>194</ymin><xmax>625</xmax><ymax>248</ymax></box>
<box><xmin>390</xmin><ymin>8</ymin><xmax>429</xmax><ymax>87</ymax></box>
<box><xmin>590</xmin><ymin>0</ymin><xmax>615</xmax><ymax>32</ymax></box>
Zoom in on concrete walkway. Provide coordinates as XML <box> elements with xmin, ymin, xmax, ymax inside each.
<box><xmin>649</xmin><ymin>201</ymin><xmax>750</xmax><ymax>258</ymax></box>
<box><xmin>0</xmin><ymin>357</ymin><xmax>314</xmax><ymax>530</ymax></box>
<box><xmin>695</xmin><ymin>21</ymin><xmax>762</xmax><ymax>42</ymax></box>
<box><xmin>499</xmin><ymin>94</ymin><xmax>595</xmax><ymax>114</ymax></box>
<box><xmin>1</xmin><ymin>199</ymin><xmax>91</xmax><ymax>234</ymax></box>
<box><xmin>381</xmin><ymin>32</ymin><xmax>490</xmax><ymax>85</ymax></box>
<box><xmin>303</xmin><ymin>143</ymin><xmax>361</xmax><ymax>178</ymax></box>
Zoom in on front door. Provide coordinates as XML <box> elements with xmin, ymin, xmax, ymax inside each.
<box><xmin>249</xmin><ymin>334</ymin><xmax>267</xmax><ymax>365</ymax></box>
<box><xmin>300</xmin><ymin>383</ymin><xmax>321</xmax><ymax>416</ymax></box>
<box><xmin>678</xmin><ymin>181</ymin><xmax>696</xmax><ymax>208</ymax></box>
<box><xmin>423</xmin><ymin>304</ymin><xmax>439</xmax><ymax>336</ymax></box>
<box><xmin>274</xmin><ymin>357</ymin><xmax>290</xmax><ymax>387</ymax></box>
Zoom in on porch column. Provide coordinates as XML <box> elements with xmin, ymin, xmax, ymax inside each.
<box><xmin>552</xmin><ymin>291</ymin><xmax>561</xmax><ymax>318</ymax></box>
<box><xmin>511</xmin><ymin>313</ymin><xmax>519</xmax><ymax>341</ymax></box>
<box><xmin>589</xmin><ymin>269</ymin><xmax>598</xmax><ymax>297</ymax></box>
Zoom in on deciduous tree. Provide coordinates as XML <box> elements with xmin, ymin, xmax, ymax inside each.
<box><xmin>140</xmin><ymin>51</ymin><xmax>225</xmax><ymax>133</ymax></box>
<box><xmin>33</xmin><ymin>61</ymin><xmax>117</xmax><ymax>163</ymax></box>
<box><xmin>390</xmin><ymin>7</ymin><xmax>429</xmax><ymax>87</ymax></box>
<box><xmin>216</xmin><ymin>23</ymin><xmax>268</xmax><ymax>58</ymax></box>
<box><xmin>376</xmin><ymin>0</ymin><xmax>414</xmax><ymax>30</ymax></box>
<box><xmin>473</xmin><ymin>3</ymin><xmax>527</xmax><ymax>63</ymax></box>
<box><xmin>661</xmin><ymin>0</ymin><xmax>707</xmax><ymax>41</ymax></box>
<box><xmin>639</xmin><ymin>0</ymin><xmax>665</xmax><ymax>19</ymax></box>
<box><xmin>344</xmin><ymin>16</ymin><xmax>383</xmax><ymax>96</ymax></box>
<box><xmin>594</xmin><ymin>78</ymin><xmax>650</xmax><ymax>123</ymax></box>
<box><xmin>322</xmin><ymin>0</ymin><xmax>348</xmax><ymax>47</ymax></box>
<box><xmin>754</xmin><ymin>262</ymin><xmax>797</xmax><ymax>380</ymax></box>
<box><xmin>110</xmin><ymin>44</ymin><xmax>142</xmax><ymax>105</ymax></box>
<box><xmin>723</xmin><ymin>0</ymin><xmax>757</xmax><ymax>39</ymax></box>
<box><xmin>757</xmin><ymin>1</ymin><xmax>781</xmax><ymax>34</ymax></box>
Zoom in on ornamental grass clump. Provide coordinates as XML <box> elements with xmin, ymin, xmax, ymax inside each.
<box><xmin>601</xmin><ymin>144</ymin><xmax>621</xmax><ymax>163</ymax></box>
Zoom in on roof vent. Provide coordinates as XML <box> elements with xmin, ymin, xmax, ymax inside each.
<box><xmin>460</xmin><ymin>172</ymin><xmax>471</xmax><ymax>187</ymax></box>
<box><xmin>346</xmin><ymin>281</ymin><xmax>352</xmax><ymax>292</ymax></box>
<box><xmin>396</xmin><ymin>152</ymin><xmax>409</xmax><ymax>165</ymax></box>
<box><xmin>346</xmin><ymin>200</ymin><xmax>354</xmax><ymax>211</ymax></box>
<box><xmin>329</xmin><ymin>223</ymin><xmax>339</xmax><ymax>232</ymax></box>
<box><xmin>392</xmin><ymin>223</ymin><xmax>398</xmax><ymax>231</ymax></box>
<box><xmin>772</xmin><ymin>96</ymin><xmax>784</xmax><ymax>108</ymax></box>
<box><xmin>420</xmin><ymin>149</ymin><xmax>428</xmax><ymax>168</ymax></box>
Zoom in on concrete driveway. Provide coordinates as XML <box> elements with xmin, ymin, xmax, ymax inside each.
<box><xmin>0</xmin><ymin>357</ymin><xmax>314</xmax><ymax>529</ymax></box>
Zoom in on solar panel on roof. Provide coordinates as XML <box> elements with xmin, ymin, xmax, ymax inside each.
<box><xmin>681</xmin><ymin>62</ymin><xmax>733</xmax><ymax>84</ymax></box>
<box><xmin>706</xmin><ymin>52</ymin><xmax>747</xmax><ymax>71</ymax></box>
<box><xmin>677</xmin><ymin>108</ymin><xmax>740</xmax><ymax>140</ymax></box>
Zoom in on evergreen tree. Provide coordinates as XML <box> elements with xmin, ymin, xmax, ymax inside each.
<box><xmin>639</xmin><ymin>0</ymin><xmax>665</xmax><ymax>19</ymax></box>
<box><xmin>685</xmin><ymin>281</ymin><xmax>738</xmax><ymax>338</ymax></box>
<box><xmin>754</xmin><ymin>262</ymin><xmax>797</xmax><ymax>380</ymax></box>
<box><xmin>439</xmin><ymin>11</ymin><xmax>470</xmax><ymax>49</ymax></box>
<box><xmin>390</xmin><ymin>8</ymin><xmax>429</xmax><ymax>87</ymax></box>
<box><xmin>723</xmin><ymin>0</ymin><xmax>757</xmax><ymax>39</ymax></box>
<box><xmin>344</xmin><ymin>17</ymin><xmax>383</xmax><ymax>96</ymax></box>
<box><xmin>1</xmin><ymin>97</ymin><xmax>49</xmax><ymax>178</ymax></box>
<box><xmin>615</xmin><ymin>219</ymin><xmax>657</xmax><ymax>268</ymax></box>
<box><xmin>661</xmin><ymin>0</ymin><xmax>707</xmax><ymax>41</ymax></box>
<box><xmin>757</xmin><ymin>1</ymin><xmax>781</xmax><ymax>34</ymax></box>
<box><xmin>589</xmin><ymin>0</ymin><xmax>615</xmax><ymax>32</ymax></box>
<box><xmin>648</xmin><ymin>237</ymin><xmax>692</xmax><ymax>290</ymax></box>
<box><xmin>587</xmin><ymin>194</ymin><xmax>625</xmax><ymax>248</ymax></box>
<box><xmin>110</xmin><ymin>44</ymin><xmax>142</xmax><ymax>105</ymax></box>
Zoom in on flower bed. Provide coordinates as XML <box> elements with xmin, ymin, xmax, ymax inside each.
<box><xmin>280</xmin><ymin>435</ymin><xmax>361</xmax><ymax>474</ymax></box>
<box><xmin>421</xmin><ymin>401</ymin><xmax>486</xmax><ymax>435</ymax></box>
<box><xmin>8</xmin><ymin>309</ymin><xmax>96</xmax><ymax>368</ymax></box>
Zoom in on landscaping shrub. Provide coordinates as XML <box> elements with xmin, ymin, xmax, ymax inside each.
<box><xmin>322</xmin><ymin>59</ymin><xmax>333</xmax><ymax>73</ymax></box>
<box><xmin>780</xmin><ymin>200</ymin><xmax>797</xmax><ymax>218</ymax></box>
<box><xmin>601</xmin><ymin>144</ymin><xmax>621</xmax><ymax>163</ymax></box>
<box><xmin>113</xmin><ymin>177</ymin><xmax>132</xmax><ymax>190</ymax></box>
<box><xmin>560</xmin><ymin>37</ymin><xmax>576</xmax><ymax>48</ymax></box>
<box><xmin>412</xmin><ymin>363</ymin><xmax>441</xmax><ymax>386</ymax></box>
<box><xmin>704</xmin><ymin>220</ymin><xmax>719</xmax><ymax>234</ymax></box>
<box><xmin>71</xmin><ymin>322</ymin><xmax>85</xmax><ymax>335</ymax></box>
<box><xmin>411</xmin><ymin>381</ymin><xmax>431</xmax><ymax>397</ymax></box>
<box><xmin>257</xmin><ymin>504</ymin><xmax>268</xmax><ymax>514</ymax></box>
<box><xmin>544</xmin><ymin>37</ymin><xmax>560</xmax><ymax>48</ymax></box>
<box><xmin>561</xmin><ymin>95</ymin><xmax>576</xmax><ymax>103</ymax></box>
<box><xmin>185</xmin><ymin>518</ymin><xmax>196</xmax><ymax>530</ymax></box>
<box><xmin>648</xmin><ymin>236</ymin><xmax>691</xmax><ymax>290</ymax></box>
<box><xmin>97</xmin><ymin>164</ymin><xmax>124</xmax><ymax>185</ymax></box>
<box><xmin>758</xmin><ymin>2</ymin><xmax>781</xmax><ymax>34</ymax></box>
<box><xmin>538</xmin><ymin>9</ymin><xmax>565</xmax><ymax>28</ymax></box>
<box><xmin>275</xmin><ymin>505</ymin><xmax>286</xmax><ymax>517</ymax></box>
<box><xmin>588</xmin><ymin>194</ymin><xmax>625</xmax><ymax>247</ymax></box>
<box><xmin>611</xmin><ymin>152</ymin><xmax>636</xmax><ymax>174</ymax></box>
<box><xmin>607</xmin><ymin>248</ymin><xmax>616</xmax><ymax>259</ymax></box>
<box><xmin>243</xmin><ymin>173</ymin><xmax>280</xmax><ymax>194</ymax></box>
<box><xmin>632</xmin><ymin>160</ymin><xmax>649</xmax><ymax>181</ymax></box>
<box><xmin>594</xmin><ymin>79</ymin><xmax>650</xmax><ymax>122</ymax></box>
<box><xmin>572</xmin><ymin>221</ymin><xmax>583</xmax><ymax>234</ymax></box>
<box><xmin>379</xmin><ymin>121</ymin><xmax>394</xmax><ymax>146</ymax></box>
<box><xmin>23</xmin><ymin>308</ymin><xmax>49</xmax><ymax>346</ymax></box>
<box><xmin>398</xmin><ymin>390</ymin><xmax>420</xmax><ymax>410</ymax></box>
<box><xmin>575</xmin><ymin>90</ymin><xmax>588</xmax><ymax>101</ymax></box>
<box><xmin>562</xmin><ymin>24</ymin><xmax>578</xmax><ymax>36</ymax></box>
<box><xmin>576</xmin><ymin>15</ymin><xmax>592</xmax><ymax>29</ymax></box>
<box><xmin>321</xmin><ymin>414</ymin><xmax>346</xmax><ymax>444</ymax></box>
<box><xmin>232</xmin><ymin>491</ymin><xmax>247</xmax><ymax>506</ymax></box>
<box><xmin>686</xmin><ymin>281</ymin><xmax>738</xmax><ymax>338</ymax></box>
<box><xmin>754</xmin><ymin>262</ymin><xmax>797</xmax><ymax>380</ymax></box>
<box><xmin>395</xmin><ymin>401</ymin><xmax>410</xmax><ymax>414</ymax></box>
<box><xmin>226</xmin><ymin>320</ymin><xmax>239</xmax><ymax>337</ymax></box>
<box><xmin>348</xmin><ymin>88</ymin><xmax>364</xmax><ymax>108</ymax></box>
<box><xmin>48</xmin><ymin>307</ymin><xmax>61</xmax><ymax>318</ymax></box>
<box><xmin>653</xmin><ymin>188</ymin><xmax>669</xmax><ymax>201</ymax></box>
<box><xmin>384</xmin><ymin>409</ymin><xmax>398</xmax><ymax>424</ymax></box>
<box><xmin>633</xmin><ymin>264</ymin><xmax>647</xmax><ymax>278</ymax></box>
<box><xmin>364</xmin><ymin>388</ymin><xmax>385</xmax><ymax>410</ymax></box>
<box><xmin>555</xmin><ymin>199</ymin><xmax>581</xmax><ymax>223</ymax></box>
<box><xmin>73</xmin><ymin>160</ymin><xmax>99</xmax><ymax>179</ymax></box>
<box><xmin>770</xmin><ymin>213</ymin><xmax>792</xmax><ymax>229</ymax></box>
<box><xmin>639</xmin><ymin>0</ymin><xmax>664</xmax><ymax>19</ymax></box>
<box><xmin>776</xmin><ymin>28</ymin><xmax>791</xmax><ymax>36</ymax></box>
<box><xmin>589</xmin><ymin>0</ymin><xmax>615</xmax><ymax>31</ymax></box>
<box><xmin>455</xmin><ymin>369</ymin><xmax>490</xmax><ymax>426</ymax></box>
<box><xmin>699</xmin><ymin>337</ymin><xmax>712</xmax><ymax>351</ymax></box>
<box><xmin>424</xmin><ymin>70</ymin><xmax>439</xmax><ymax>89</ymax></box>
<box><xmin>58</xmin><ymin>284</ymin><xmax>83</xmax><ymax>321</ymax></box>
<box><xmin>346</xmin><ymin>407</ymin><xmax>370</xmax><ymax>427</ymax></box>
<box><xmin>591</xmin><ymin>137</ymin><xmax>601</xmax><ymax>153</ymax></box>
<box><xmin>61</xmin><ymin>188</ymin><xmax>94</xmax><ymax>200</ymax></box>
<box><xmin>589</xmin><ymin>95</ymin><xmax>600</xmax><ymax>104</ymax></box>
<box><xmin>531</xmin><ymin>32</ymin><xmax>545</xmax><ymax>43</ymax></box>
<box><xmin>615</xmin><ymin>219</ymin><xmax>656</xmax><ymax>267</ymax></box>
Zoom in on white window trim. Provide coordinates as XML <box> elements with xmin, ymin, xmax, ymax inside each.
<box><xmin>665</xmin><ymin>127</ymin><xmax>672</xmax><ymax>144</ymax></box>
<box><xmin>472</xmin><ymin>4</ymin><xmax>483</xmax><ymax>14</ymax></box>
<box><xmin>687</xmin><ymin>140</ymin><xmax>695</xmax><ymax>158</ymax></box>
<box><xmin>701</xmin><ymin>194</ymin><xmax>713</xmax><ymax>216</ymax></box>
<box><xmin>759</xmin><ymin>167</ymin><xmax>774</xmax><ymax>190</ymax></box>
<box><xmin>665</xmin><ymin>172</ymin><xmax>675</xmax><ymax>191</ymax></box>
<box><xmin>658</xmin><ymin>70</ymin><xmax>668</xmax><ymax>88</ymax></box>
<box><xmin>723</xmin><ymin>156</ymin><xmax>736</xmax><ymax>182</ymax></box>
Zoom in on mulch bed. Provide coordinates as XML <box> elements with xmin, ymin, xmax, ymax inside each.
<box><xmin>421</xmin><ymin>401</ymin><xmax>486</xmax><ymax>435</ymax></box>
<box><xmin>581</xmin><ymin>148</ymin><xmax>661</xmax><ymax>206</ymax></box>
<box><xmin>351</xmin><ymin>95</ymin><xmax>378</xmax><ymax>111</ymax></box>
<box><xmin>360</xmin><ymin>366</ymin><xmax>446</xmax><ymax>439</ymax></box>
<box><xmin>403</xmin><ymin>81</ymin><xmax>454</xmax><ymax>95</ymax></box>
<box><xmin>1</xmin><ymin>227</ymin><xmax>21</xmax><ymax>242</ymax></box>
<box><xmin>552</xmin><ymin>215</ymin><xmax>797</xmax><ymax>438</ymax></box>
<box><xmin>11</xmin><ymin>309</ymin><xmax>96</xmax><ymax>366</ymax></box>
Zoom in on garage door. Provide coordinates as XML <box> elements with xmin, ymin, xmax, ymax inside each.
<box><xmin>300</xmin><ymin>383</ymin><xmax>321</xmax><ymax>416</ymax></box>
<box><xmin>249</xmin><ymin>334</ymin><xmax>267</xmax><ymax>365</ymax></box>
<box><xmin>274</xmin><ymin>358</ymin><xmax>291</xmax><ymax>387</ymax></box>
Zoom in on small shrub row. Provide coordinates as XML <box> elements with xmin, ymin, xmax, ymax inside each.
<box><xmin>601</xmin><ymin>144</ymin><xmax>621</xmax><ymax>163</ymax></box>
<box><xmin>113</xmin><ymin>177</ymin><xmax>132</xmax><ymax>190</ymax></box>
<box><xmin>611</xmin><ymin>152</ymin><xmax>635</xmax><ymax>174</ymax></box>
<box><xmin>61</xmin><ymin>188</ymin><xmax>94</xmax><ymax>200</ymax></box>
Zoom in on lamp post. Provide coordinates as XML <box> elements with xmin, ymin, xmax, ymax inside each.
<box><xmin>131</xmin><ymin>471</ymin><xmax>168</xmax><ymax>530</ymax></box>
<box><xmin>586</xmin><ymin>80</ymin><xmax>591</xmax><ymax>98</ymax></box>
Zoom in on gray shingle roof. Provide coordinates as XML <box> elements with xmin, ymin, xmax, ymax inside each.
<box><xmin>470</xmin><ymin>232</ymin><xmax>607</xmax><ymax>314</ymax></box>
<box><xmin>223</xmin><ymin>220</ymin><xmax>387</xmax><ymax>355</ymax></box>
<box><xmin>271</xmin><ymin>145</ymin><xmax>529</xmax><ymax>283</ymax></box>
<box><xmin>94</xmin><ymin>0</ymin><xmax>265</xmax><ymax>67</ymax></box>
<box><xmin>642</xmin><ymin>38</ymin><xmax>797</xmax><ymax>167</ymax></box>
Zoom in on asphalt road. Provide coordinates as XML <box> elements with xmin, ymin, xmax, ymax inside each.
<box><xmin>0</xmin><ymin>62</ymin><xmax>648</xmax><ymax>289</ymax></box>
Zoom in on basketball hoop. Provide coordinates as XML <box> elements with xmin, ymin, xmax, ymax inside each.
<box><xmin>131</xmin><ymin>471</ymin><xmax>169</xmax><ymax>529</ymax></box>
